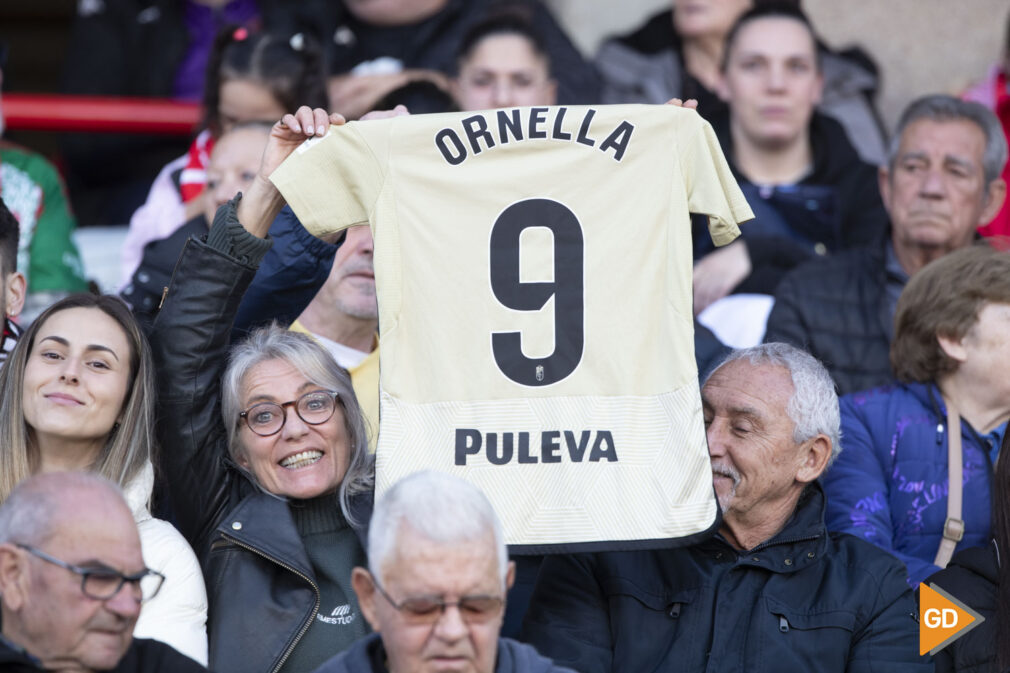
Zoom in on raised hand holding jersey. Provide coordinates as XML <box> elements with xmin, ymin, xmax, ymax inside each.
<box><xmin>272</xmin><ymin>104</ymin><xmax>752</xmax><ymax>551</ymax></box>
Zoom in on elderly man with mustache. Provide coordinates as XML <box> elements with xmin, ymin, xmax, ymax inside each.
<box><xmin>521</xmin><ymin>343</ymin><xmax>928</xmax><ymax>673</ymax></box>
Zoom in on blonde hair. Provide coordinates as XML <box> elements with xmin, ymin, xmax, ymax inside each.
<box><xmin>0</xmin><ymin>294</ymin><xmax>155</xmax><ymax>503</ymax></box>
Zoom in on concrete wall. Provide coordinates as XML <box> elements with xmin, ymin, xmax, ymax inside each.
<box><xmin>545</xmin><ymin>0</ymin><xmax>1010</xmax><ymax>131</ymax></box>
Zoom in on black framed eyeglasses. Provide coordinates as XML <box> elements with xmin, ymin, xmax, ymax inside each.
<box><xmin>17</xmin><ymin>544</ymin><xmax>165</xmax><ymax>603</ymax></box>
<box><xmin>238</xmin><ymin>390</ymin><xmax>340</xmax><ymax>437</ymax></box>
<box><xmin>370</xmin><ymin>572</ymin><xmax>505</xmax><ymax>625</ymax></box>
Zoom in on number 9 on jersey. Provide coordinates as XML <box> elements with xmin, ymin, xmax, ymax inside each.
<box><xmin>489</xmin><ymin>198</ymin><xmax>585</xmax><ymax>387</ymax></box>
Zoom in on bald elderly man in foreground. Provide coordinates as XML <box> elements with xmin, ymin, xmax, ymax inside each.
<box><xmin>0</xmin><ymin>472</ymin><xmax>207</xmax><ymax>672</ymax></box>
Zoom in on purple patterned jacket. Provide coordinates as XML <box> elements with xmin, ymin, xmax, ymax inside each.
<box><xmin>823</xmin><ymin>382</ymin><xmax>997</xmax><ymax>585</ymax></box>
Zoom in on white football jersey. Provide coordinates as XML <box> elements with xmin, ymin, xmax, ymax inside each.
<box><xmin>272</xmin><ymin>104</ymin><xmax>752</xmax><ymax>550</ymax></box>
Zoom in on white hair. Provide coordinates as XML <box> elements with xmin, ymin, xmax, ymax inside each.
<box><xmin>706</xmin><ymin>342</ymin><xmax>842</xmax><ymax>464</ymax></box>
<box><xmin>367</xmin><ymin>471</ymin><xmax>508</xmax><ymax>586</ymax></box>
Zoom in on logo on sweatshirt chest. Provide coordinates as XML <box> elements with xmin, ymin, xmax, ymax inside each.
<box><xmin>317</xmin><ymin>603</ymin><xmax>357</xmax><ymax>626</ymax></box>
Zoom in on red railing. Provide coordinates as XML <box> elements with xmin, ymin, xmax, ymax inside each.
<box><xmin>3</xmin><ymin>94</ymin><xmax>202</xmax><ymax>135</ymax></box>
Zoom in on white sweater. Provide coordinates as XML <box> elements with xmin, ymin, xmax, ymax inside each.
<box><xmin>124</xmin><ymin>462</ymin><xmax>209</xmax><ymax>665</ymax></box>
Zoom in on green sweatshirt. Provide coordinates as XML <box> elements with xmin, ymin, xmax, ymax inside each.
<box><xmin>279</xmin><ymin>493</ymin><xmax>370</xmax><ymax>673</ymax></box>
<box><xmin>0</xmin><ymin>142</ymin><xmax>88</xmax><ymax>293</ymax></box>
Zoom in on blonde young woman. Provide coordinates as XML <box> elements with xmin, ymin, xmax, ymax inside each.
<box><xmin>0</xmin><ymin>294</ymin><xmax>208</xmax><ymax>664</ymax></box>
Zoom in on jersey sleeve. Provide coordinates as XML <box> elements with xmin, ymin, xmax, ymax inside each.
<box><xmin>269</xmin><ymin>122</ymin><xmax>386</xmax><ymax>239</ymax></box>
<box><xmin>679</xmin><ymin>116</ymin><xmax>752</xmax><ymax>247</ymax></box>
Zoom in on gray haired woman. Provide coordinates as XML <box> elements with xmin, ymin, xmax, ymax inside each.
<box><xmin>149</xmin><ymin>158</ymin><xmax>374</xmax><ymax>673</ymax></box>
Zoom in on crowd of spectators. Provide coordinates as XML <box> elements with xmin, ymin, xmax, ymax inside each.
<box><xmin>1</xmin><ymin>0</ymin><xmax>1010</xmax><ymax>672</ymax></box>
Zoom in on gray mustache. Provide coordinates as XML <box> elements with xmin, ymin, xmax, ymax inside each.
<box><xmin>711</xmin><ymin>463</ymin><xmax>741</xmax><ymax>485</ymax></box>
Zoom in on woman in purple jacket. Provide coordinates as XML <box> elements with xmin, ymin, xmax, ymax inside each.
<box><xmin>822</xmin><ymin>244</ymin><xmax>1010</xmax><ymax>585</ymax></box>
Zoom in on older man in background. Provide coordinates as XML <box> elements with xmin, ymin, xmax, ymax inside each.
<box><xmin>765</xmin><ymin>94</ymin><xmax>1008</xmax><ymax>394</ymax></box>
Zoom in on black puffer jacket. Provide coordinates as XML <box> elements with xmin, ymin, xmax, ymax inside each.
<box><xmin>764</xmin><ymin>239</ymin><xmax>895</xmax><ymax>395</ymax></box>
<box><xmin>928</xmin><ymin>543</ymin><xmax>1000</xmax><ymax>673</ymax></box>
<box><xmin>148</xmin><ymin>205</ymin><xmax>370</xmax><ymax>673</ymax></box>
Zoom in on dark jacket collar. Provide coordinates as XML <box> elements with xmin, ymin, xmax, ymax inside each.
<box><xmin>0</xmin><ymin>632</ymin><xmax>42</xmax><ymax>670</ymax></box>
<box><xmin>218</xmin><ymin>487</ymin><xmax>373</xmax><ymax>579</ymax></box>
<box><xmin>761</xmin><ymin>482</ymin><xmax>828</xmax><ymax>547</ymax></box>
<box><xmin>705</xmin><ymin>483</ymin><xmax>831</xmax><ymax>574</ymax></box>
<box><xmin>219</xmin><ymin>491</ymin><xmax>316</xmax><ymax>579</ymax></box>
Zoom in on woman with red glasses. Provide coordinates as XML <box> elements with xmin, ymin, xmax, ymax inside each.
<box><xmin>148</xmin><ymin>111</ymin><xmax>375</xmax><ymax>673</ymax></box>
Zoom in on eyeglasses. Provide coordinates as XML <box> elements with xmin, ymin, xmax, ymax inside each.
<box><xmin>17</xmin><ymin>544</ymin><xmax>165</xmax><ymax>603</ymax></box>
<box><xmin>238</xmin><ymin>390</ymin><xmax>340</xmax><ymax>437</ymax></box>
<box><xmin>370</xmin><ymin>573</ymin><xmax>505</xmax><ymax>625</ymax></box>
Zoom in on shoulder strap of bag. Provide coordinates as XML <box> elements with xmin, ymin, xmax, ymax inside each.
<box><xmin>934</xmin><ymin>398</ymin><xmax>964</xmax><ymax>568</ymax></box>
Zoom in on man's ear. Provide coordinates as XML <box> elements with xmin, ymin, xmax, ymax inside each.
<box><xmin>979</xmin><ymin>178</ymin><xmax>1007</xmax><ymax>225</ymax></box>
<box><xmin>0</xmin><ymin>543</ymin><xmax>29</xmax><ymax>611</ymax></box>
<box><xmin>4</xmin><ymin>271</ymin><xmax>25</xmax><ymax>319</ymax></box>
<box><xmin>505</xmin><ymin>560</ymin><xmax>516</xmax><ymax>592</ymax></box>
<box><xmin>351</xmin><ymin>566</ymin><xmax>381</xmax><ymax>631</ymax></box>
<box><xmin>796</xmin><ymin>434</ymin><xmax>832</xmax><ymax>484</ymax></box>
<box><xmin>937</xmin><ymin>332</ymin><xmax>968</xmax><ymax>365</ymax></box>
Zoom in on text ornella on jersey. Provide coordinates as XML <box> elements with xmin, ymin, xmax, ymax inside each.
<box><xmin>434</xmin><ymin>107</ymin><xmax>636</xmax><ymax>165</ymax></box>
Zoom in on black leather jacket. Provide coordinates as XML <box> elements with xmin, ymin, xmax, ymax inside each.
<box><xmin>149</xmin><ymin>233</ymin><xmax>369</xmax><ymax>673</ymax></box>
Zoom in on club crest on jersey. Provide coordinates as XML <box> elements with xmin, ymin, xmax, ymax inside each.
<box><xmin>434</xmin><ymin>107</ymin><xmax>635</xmax><ymax>166</ymax></box>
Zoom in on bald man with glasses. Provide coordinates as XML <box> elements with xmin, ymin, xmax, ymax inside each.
<box><xmin>312</xmin><ymin>471</ymin><xmax>574</xmax><ymax>673</ymax></box>
<box><xmin>0</xmin><ymin>472</ymin><xmax>208</xmax><ymax>672</ymax></box>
